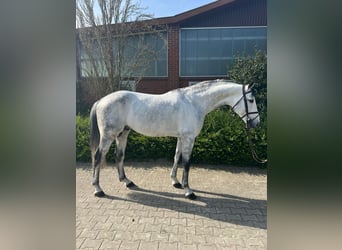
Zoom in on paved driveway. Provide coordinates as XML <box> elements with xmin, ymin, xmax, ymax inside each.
<box><xmin>76</xmin><ymin>161</ymin><xmax>267</xmax><ymax>249</ymax></box>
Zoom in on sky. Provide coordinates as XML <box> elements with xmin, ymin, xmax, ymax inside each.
<box><xmin>76</xmin><ymin>0</ymin><xmax>216</xmax><ymax>27</ymax></box>
<box><xmin>139</xmin><ymin>0</ymin><xmax>216</xmax><ymax>18</ymax></box>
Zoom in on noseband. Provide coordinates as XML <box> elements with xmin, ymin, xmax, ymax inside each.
<box><xmin>232</xmin><ymin>84</ymin><xmax>267</xmax><ymax>164</ymax></box>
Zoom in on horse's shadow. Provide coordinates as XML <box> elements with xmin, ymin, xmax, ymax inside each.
<box><xmin>104</xmin><ymin>186</ymin><xmax>266</xmax><ymax>229</ymax></box>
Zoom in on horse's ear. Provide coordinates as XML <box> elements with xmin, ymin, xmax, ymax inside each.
<box><xmin>248</xmin><ymin>82</ymin><xmax>256</xmax><ymax>89</ymax></box>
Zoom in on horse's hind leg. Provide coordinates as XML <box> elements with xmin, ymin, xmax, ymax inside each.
<box><xmin>181</xmin><ymin>136</ymin><xmax>196</xmax><ymax>200</ymax></box>
<box><xmin>115</xmin><ymin>127</ymin><xmax>135</xmax><ymax>188</ymax></box>
<box><xmin>92</xmin><ymin>136</ymin><xmax>112</xmax><ymax>197</ymax></box>
<box><xmin>171</xmin><ymin>137</ymin><xmax>182</xmax><ymax>189</ymax></box>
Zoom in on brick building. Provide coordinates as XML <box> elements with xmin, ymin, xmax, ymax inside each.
<box><xmin>77</xmin><ymin>0</ymin><xmax>267</xmax><ymax>98</ymax></box>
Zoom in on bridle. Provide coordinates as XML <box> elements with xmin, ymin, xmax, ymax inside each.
<box><xmin>232</xmin><ymin>84</ymin><xmax>267</xmax><ymax>164</ymax></box>
<box><xmin>231</xmin><ymin>85</ymin><xmax>259</xmax><ymax>124</ymax></box>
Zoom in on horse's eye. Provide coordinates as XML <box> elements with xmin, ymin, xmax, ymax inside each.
<box><xmin>248</xmin><ymin>99</ymin><xmax>254</xmax><ymax>103</ymax></box>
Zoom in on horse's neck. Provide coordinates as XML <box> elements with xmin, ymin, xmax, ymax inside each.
<box><xmin>193</xmin><ymin>84</ymin><xmax>241</xmax><ymax>115</ymax></box>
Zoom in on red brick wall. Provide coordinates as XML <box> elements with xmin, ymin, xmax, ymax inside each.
<box><xmin>167</xmin><ymin>24</ymin><xmax>180</xmax><ymax>91</ymax></box>
<box><xmin>136</xmin><ymin>78</ymin><xmax>168</xmax><ymax>94</ymax></box>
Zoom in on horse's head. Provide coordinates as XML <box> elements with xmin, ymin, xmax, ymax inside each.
<box><xmin>232</xmin><ymin>83</ymin><xmax>260</xmax><ymax>128</ymax></box>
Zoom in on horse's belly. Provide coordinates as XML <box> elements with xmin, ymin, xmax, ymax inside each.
<box><xmin>129</xmin><ymin>120</ymin><xmax>179</xmax><ymax>137</ymax></box>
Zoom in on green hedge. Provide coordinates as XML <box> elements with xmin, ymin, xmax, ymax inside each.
<box><xmin>76</xmin><ymin>108</ymin><xmax>267</xmax><ymax>166</ymax></box>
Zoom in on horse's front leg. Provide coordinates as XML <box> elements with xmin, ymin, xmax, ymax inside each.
<box><xmin>181</xmin><ymin>137</ymin><xmax>196</xmax><ymax>200</ymax></box>
<box><xmin>170</xmin><ymin>138</ymin><xmax>182</xmax><ymax>189</ymax></box>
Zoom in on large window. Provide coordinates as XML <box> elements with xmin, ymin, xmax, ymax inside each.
<box><xmin>79</xmin><ymin>32</ymin><xmax>167</xmax><ymax>77</ymax></box>
<box><xmin>123</xmin><ymin>33</ymin><xmax>167</xmax><ymax>77</ymax></box>
<box><xmin>180</xmin><ymin>27</ymin><xmax>267</xmax><ymax>77</ymax></box>
<box><xmin>79</xmin><ymin>41</ymin><xmax>108</xmax><ymax>77</ymax></box>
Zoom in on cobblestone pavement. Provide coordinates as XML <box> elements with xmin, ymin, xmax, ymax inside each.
<box><xmin>76</xmin><ymin>161</ymin><xmax>267</xmax><ymax>249</ymax></box>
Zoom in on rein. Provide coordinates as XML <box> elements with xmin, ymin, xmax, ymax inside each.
<box><xmin>233</xmin><ymin>84</ymin><xmax>267</xmax><ymax>164</ymax></box>
<box><xmin>245</xmin><ymin>126</ymin><xmax>267</xmax><ymax>164</ymax></box>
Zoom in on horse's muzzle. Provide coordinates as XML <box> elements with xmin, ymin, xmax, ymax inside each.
<box><xmin>247</xmin><ymin>118</ymin><xmax>259</xmax><ymax>128</ymax></box>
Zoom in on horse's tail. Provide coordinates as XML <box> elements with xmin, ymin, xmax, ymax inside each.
<box><xmin>90</xmin><ymin>101</ymin><xmax>100</xmax><ymax>156</ymax></box>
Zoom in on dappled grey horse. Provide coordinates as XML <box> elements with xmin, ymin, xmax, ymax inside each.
<box><xmin>90</xmin><ymin>79</ymin><xmax>260</xmax><ymax>199</ymax></box>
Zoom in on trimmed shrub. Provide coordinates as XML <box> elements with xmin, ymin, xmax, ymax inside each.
<box><xmin>76</xmin><ymin>115</ymin><xmax>91</xmax><ymax>162</ymax></box>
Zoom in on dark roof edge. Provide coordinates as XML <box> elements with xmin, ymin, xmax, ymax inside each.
<box><xmin>76</xmin><ymin>0</ymin><xmax>237</xmax><ymax>30</ymax></box>
<box><xmin>145</xmin><ymin>0</ymin><xmax>237</xmax><ymax>25</ymax></box>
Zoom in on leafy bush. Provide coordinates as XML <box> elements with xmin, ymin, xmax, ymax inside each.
<box><xmin>123</xmin><ymin>133</ymin><xmax>176</xmax><ymax>161</ymax></box>
<box><xmin>76</xmin><ymin>115</ymin><xmax>91</xmax><ymax>162</ymax></box>
<box><xmin>192</xmin><ymin>108</ymin><xmax>250</xmax><ymax>164</ymax></box>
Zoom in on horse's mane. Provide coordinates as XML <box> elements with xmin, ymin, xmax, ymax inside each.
<box><xmin>181</xmin><ymin>79</ymin><xmax>238</xmax><ymax>95</ymax></box>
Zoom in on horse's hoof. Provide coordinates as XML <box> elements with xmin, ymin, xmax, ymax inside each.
<box><xmin>185</xmin><ymin>193</ymin><xmax>197</xmax><ymax>200</ymax></box>
<box><xmin>94</xmin><ymin>191</ymin><xmax>105</xmax><ymax>197</ymax></box>
<box><xmin>126</xmin><ymin>181</ymin><xmax>136</xmax><ymax>189</ymax></box>
<box><xmin>173</xmin><ymin>183</ymin><xmax>182</xmax><ymax>189</ymax></box>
